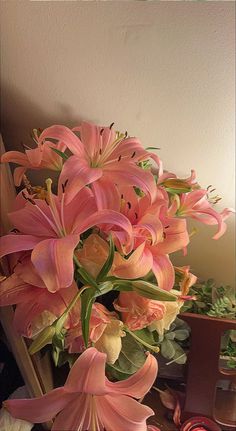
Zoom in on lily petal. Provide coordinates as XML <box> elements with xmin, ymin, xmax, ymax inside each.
<box><xmin>31</xmin><ymin>235</ymin><xmax>80</xmax><ymax>292</ymax></box>
<box><xmin>92</xmin><ymin>178</ymin><xmax>121</xmax><ymax>212</ymax></box>
<box><xmin>0</xmin><ymin>275</ymin><xmax>36</xmax><ymax>306</ymax></box>
<box><xmin>1</xmin><ymin>151</ymin><xmax>28</xmax><ymax>166</ymax></box>
<box><xmin>96</xmin><ymin>393</ymin><xmax>154</xmax><ymax>431</ymax></box>
<box><xmin>79</xmin><ymin>121</ymin><xmax>102</xmax><ymax>159</ymax></box>
<box><xmin>4</xmin><ymin>388</ymin><xmax>75</xmax><ymax>423</ymax></box>
<box><xmin>104</xmin><ymin>163</ymin><xmax>157</xmax><ymax>203</ymax></box>
<box><xmin>156</xmin><ymin>219</ymin><xmax>189</xmax><ymax>255</ymax></box>
<box><xmin>0</xmin><ymin>234</ymin><xmax>40</xmax><ymax>258</ymax></box>
<box><xmin>52</xmin><ymin>393</ymin><xmax>96</xmax><ymax>431</ymax></box>
<box><xmin>14</xmin><ymin>166</ymin><xmax>27</xmax><ymax>186</ymax></box>
<box><xmin>65</xmin><ymin>347</ymin><xmax>107</xmax><ymax>395</ymax></box>
<box><xmin>152</xmin><ymin>254</ymin><xmax>175</xmax><ymax>291</ymax></box>
<box><xmin>59</xmin><ymin>156</ymin><xmax>103</xmax><ymax>203</ymax></box>
<box><xmin>113</xmin><ymin>243</ymin><xmax>153</xmax><ymax>279</ymax></box>
<box><xmin>25</xmin><ymin>148</ymin><xmax>43</xmax><ymax>167</ymax></box>
<box><xmin>9</xmin><ymin>201</ymin><xmax>58</xmax><ymax>237</ymax></box>
<box><xmin>108</xmin><ymin>352</ymin><xmax>157</xmax><ymax>399</ymax></box>
<box><xmin>79</xmin><ymin>209</ymin><xmax>132</xmax><ymax>239</ymax></box>
<box><xmin>14</xmin><ymin>256</ymin><xmax>45</xmax><ymax>288</ymax></box>
<box><xmin>39</xmin><ymin>125</ymin><xmax>85</xmax><ymax>158</ymax></box>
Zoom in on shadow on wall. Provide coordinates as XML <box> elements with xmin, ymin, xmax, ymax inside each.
<box><xmin>1</xmin><ymin>81</ymin><xmax>82</xmax><ymax>149</ymax></box>
<box><xmin>1</xmin><ymin>81</ymin><xmax>83</xmax><ymax>185</ymax></box>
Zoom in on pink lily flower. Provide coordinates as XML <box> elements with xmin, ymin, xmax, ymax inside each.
<box><xmin>1</xmin><ymin>130</ymin><xmax>66</xmax><ymax>186</ymax></box>
<box><xmin>114</xmin><ymin>292</ymin><xmax>166</xmax><ymax>331</ymax></box>
<box><xmin>4</xmin><ymin>347</ymin><xmax>157</xmax><ymax>431</ymax></box>
<box><xmin>0</xmin><ymin>253</ymin><xmax>80</xmax><ymax>337</ymax></box>
<box><xmin>38</xmin><ymin>122</ymin><xmax>162</xmax><ymax>203</ymax></box>
<box><xmin>97</xmin><ymin>186</ymin><xmax>189</xmax><ymax>290</ymax></box>
<box><xmin>0</xmin><ymin>182</ymin><xmax>132</xmax><ymax>292</ymax></box>
<box><xmin>169</xmin><ymin>189</ymin><xmax>234</xmax><ymax>239</ymax></box>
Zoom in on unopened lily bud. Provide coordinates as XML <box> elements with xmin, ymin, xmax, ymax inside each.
<box><xmin>131</xmin><ymin>280</ymin><xmax>177</xmax><ymax>302</ymax></box>
<box><xmin>161</xmin><ymin>178</ymin><xmax>192</xmax><ymax>193</ymax></box>
<box><xmin>29</xmin><ymin>325</ymin><xmax>56</xmax><ymax>355</ymax></box>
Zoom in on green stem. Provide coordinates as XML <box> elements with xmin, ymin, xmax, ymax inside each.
<box><xmin>73</xmin><ymin>253</ymin><xmax>82</xmax><ymax>268</ymax></box>
<box><xmin>55</xmin><ymin>286</ymin><xmax>87</xmax><ymax>331</ymax></box>
<box><xmin>166</xmin><ymin>353</ymin><xmax>186</xmax><ymax>366</ymax></box>
<box><xmin>125</xmin><ymin>328</ymin><xmax>160</xmax><ymax>353</ymax></box>
<box><xmin>73</xmin><ymin>254</ymin><xmax>100</xmax><ymax>290</ymax></box>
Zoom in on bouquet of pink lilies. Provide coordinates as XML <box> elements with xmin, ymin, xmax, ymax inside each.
<box><xmin>0</xmin><ymin>121</ymin><xmax>233</xmax><ymax>431</ymax></box>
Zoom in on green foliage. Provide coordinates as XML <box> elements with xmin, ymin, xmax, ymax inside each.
<box><xmin>52</xmin><ymin>349</ymin><xmax>78</xmax><ymax>368</ymax></box>
<box><xmin>76</xmin><ymin>264</ymin><xmax>100</xmax><ymax>290</ymax></box>
<box><xmin>180</xmin><ymin>279</ymin><xmax>235</xmax><ymax>369</ymax></box>
<box><xmin>208</xmin><ymin>296</ymin><xmax>235</xmax><ymax>318</ymax></box>
<box><xmin>157</xmin><ymin>318</ymin><xmax>190</xmax><ymax>365</ymax></box>
<box><xmin>81</xmin><ymin>281</ymin><xmax>114</xmax><ymax>347</ymax></box>
<box><xmin>132</xmin><ymin>328</ymin><xmax>157</xmax><ymax>346</ymax></box>
<box><xmin>220</xmin><ymin>331</ymin><xmax>236</xmax><ymax>369</ymax></box>
<box><xmin>80</xmin><ymin>288</ymin><xmax>96</xmax><ymax>348</ymax></box>
<box><xmin>107</xmin><ymin>332</ymin><xmax>146</xmax><ymax>380</ymax></box>
<box><xmin>180</xmin><ymin>279</ymin><xmax>235</xmax><ymax>319</ymax></box>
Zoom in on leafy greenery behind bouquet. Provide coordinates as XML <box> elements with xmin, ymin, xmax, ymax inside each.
<box><xmin>161</xmin><ymin>279</ymin><xmax>236</xmax><ymax>369</ymax></box>
<box><xmin>181</xmin><ymin>278</ymin><xmax>235</xmax><ymax>318</ymax></box>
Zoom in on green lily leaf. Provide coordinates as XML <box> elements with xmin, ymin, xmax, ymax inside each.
<box><xmin>96</xmin><ymin>236</ymin><xmax>115</xmax><ymax>282</ymax></box>
<box><xmin>80</xmin><ymin>281</ymin><xmax>114</xmax><ymax>347</ymax></box>
<box><xmin>76</xmin><ymin>265</ymin><xmax>100</xmax><ymax>291</ymax></box>
<box><xmin>81</xmin><ymin>288</ymin><xmax>96</xmax><ymax>347</ymax></box>
<box><xmin>50</xmin><ymin>147</ymin><xmax>69</xmax><ymax>160</ymax></box>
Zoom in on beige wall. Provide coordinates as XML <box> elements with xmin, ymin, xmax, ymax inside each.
<box><xmin>0</xmin><ymin>1</ymin><xmax>235</xmax><ymax>286</ymax></box>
